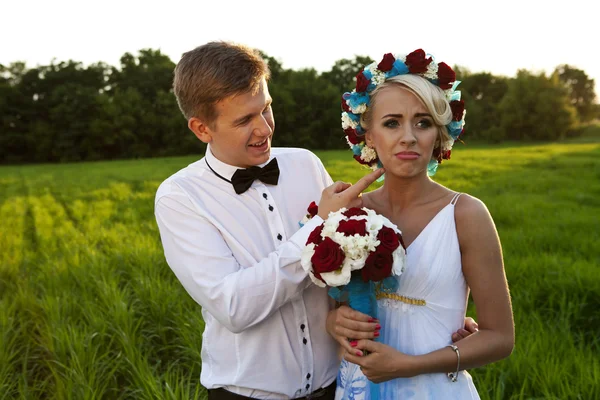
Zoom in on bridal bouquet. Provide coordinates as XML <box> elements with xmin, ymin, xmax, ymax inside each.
<box><xmin>301</xmin><ymin>206</ymin><xmax>406</xmax><ymax>319</ymax></box>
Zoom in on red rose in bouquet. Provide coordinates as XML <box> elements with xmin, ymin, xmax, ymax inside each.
<box><xmin>361</xmin><ymin>249</ymin><xmax>394</xmax><ymax>282</ymax></box>
<box><xmin>337</xmin><ymin>219</ymin><xmax>368</xmax><ymax>236</ymax></box>
<box><xmin>307</xmin><ymin>224</ymin><xmax>324</xmax><ymax>245</ymax></box>
<box><xmin>310</xmin><ymin>237</ymin><xmax>346</xmax><ymax>282</ymax></box>
<box><xmin>343</xmin><ymin>208</ymin><xmax>368</xmax><ymax>218</ymax></box>
<box><xmin>307</xmin><ymin>201</ymin><xmax>319</xmax><ymax>218</ymax></box>
<box><xmin>376</xmin><ymin>226</ymin><xmax>401</xmax><ymax>252</ymax></box>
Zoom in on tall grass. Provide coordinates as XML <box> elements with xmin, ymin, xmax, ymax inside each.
<box><xmin>1</xmin><ymin>141</ymin><xmax>598</xmax><ymax>399</ymax></box>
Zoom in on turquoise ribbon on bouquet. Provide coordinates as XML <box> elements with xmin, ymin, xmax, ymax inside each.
<box><xmin>329</xmin><ymin>274</ymin><xmax>398</xmax><ymax>400</ymax></box>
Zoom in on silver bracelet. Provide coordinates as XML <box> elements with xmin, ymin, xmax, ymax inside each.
<box><xmin>447</xmin><ymin>345</ymin><xmax>460</xmax><ymax>382</ymax></box>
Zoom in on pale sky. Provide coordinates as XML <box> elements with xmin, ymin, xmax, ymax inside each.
<box><xmin>2</xmin><ymin>0</ymin><xmax>599</xmax><ymax>97</ymax></box>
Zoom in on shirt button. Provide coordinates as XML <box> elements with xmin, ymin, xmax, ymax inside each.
<box><xmin>277</xmin><ymin>234</ymin><xmax>282</xmax><ymax>241</ymax></box>
<box><xmin>306</xmin><ymin>373</ymin><xmax>311</xmax><ymax>379</ymax></box>
<box><xmin>303</xmin><ymin>338</ymin><xmax>307</xmax><ymax>345</ymax></box>
<box><xmin>306</xmin><ymin>384</ymin><xmax>310</xmax><ymax>390</ymax></box>
<box><xmin>263</xmin><ymin>193</ymin><xmax>268</xmax><ymax>199</ymax></box>
<box><xmin>268</xmin><ymin>205</ymin><xmax>274</xmax><ymax>212</ymax></box>
<box><xmin>300</xmin><ymin>324</ymin><xmax>305</xmax><ymax>331</ymax></box>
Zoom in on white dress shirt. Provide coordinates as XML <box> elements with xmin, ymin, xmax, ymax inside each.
<box><xmin>154</xmin><ymin>146</ymin><xmax>339</xmax><ymax>399</ymax></box>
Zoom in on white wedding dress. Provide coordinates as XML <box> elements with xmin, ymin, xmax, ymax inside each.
<box><xmin>335</xmin><ymin>193</ymin><xmax>480</xmax><ymax>399</ymax></box>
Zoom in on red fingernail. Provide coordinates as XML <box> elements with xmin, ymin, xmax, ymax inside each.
<box><xmin>350</xmin><ymin>341</ymin><xmax>357</xmax><ymax>347</ymax></box>
<box><xmin>356</xmin><ymin>351</ymin><xmax>362</xmax><ymax>356</ymax></box>
<box><xmin>374</xmin><ymin>331</ymin><xmax>380</xmax><ymax>337</ymax></box>
<box><xmin>375</xmin><ymin>324</ymin><xmax>381</xmax><ymax>330</ymax></box>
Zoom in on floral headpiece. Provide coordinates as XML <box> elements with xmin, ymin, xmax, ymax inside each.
<box><xmin>341</xmin><ymin>49</ymin><xmax>466</xmax><ymax>176</ymax></box>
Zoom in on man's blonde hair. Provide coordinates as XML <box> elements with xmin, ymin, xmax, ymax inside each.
<box><xmin>173</xmin><ymin>41</ymin><xmax>271</xmax><ymax>125</ymax></box>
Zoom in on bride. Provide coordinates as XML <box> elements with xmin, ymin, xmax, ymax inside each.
<box><xmin>326</xmin><ymin>50</ymin><xmax>514</xmax><ymax>399</ymax></box>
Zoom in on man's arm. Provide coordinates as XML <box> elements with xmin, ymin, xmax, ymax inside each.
<box><xmin>155</xmin><ymin>188</ymin><xmax>323</xmax><ymax>334</ymax></box>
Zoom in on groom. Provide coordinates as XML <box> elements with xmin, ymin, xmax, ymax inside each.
<box><xmin>154</xmin><ymin>41</ymin><xmax>476</xmax><ymax>400</ymax></box>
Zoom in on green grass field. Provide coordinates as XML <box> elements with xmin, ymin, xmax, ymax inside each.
<box><xmin>1</xmin><ymin>141</ymin><xmax>599</xmax><ymax>399</ymax></box>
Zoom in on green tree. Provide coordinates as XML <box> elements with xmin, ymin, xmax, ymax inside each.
<box><xmin>0</xmin><ymin>63</ymin><xmax>29</xmax><ymax>162</ymax></box>
<box><xmin>455</xmin><ymin>68</ymin><xmax>509</xmax><ymax>142</ymax></box>
<box><xmin>554</xmin><ymin>64</ymin><xmax>597</xmax><ymax>122</ymax></box>
<box><xmin>498</xmin><ymin>70</ymin><xmax>577</xmax><ymax>141</ymax></box>
<box><xmin>321</xmin><ymin>56</ymin><xmax>374</xmax><ymax>95</ymax></box>
<box><xmin>269</xmin><ymin>68</ymin><xmax>341</xmax><ymax>149</ymax></box>
<box><xmin>109</xmin><ymin>49</ymin><xmax>175</xmax><ymax>99</ymax></box>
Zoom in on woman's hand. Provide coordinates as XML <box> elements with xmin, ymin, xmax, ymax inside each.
<box><xmin>326</xmin><ymin>305</ymin><xmax>380</xmax><ymax>355</ymax></box>
<box><xmin>344</xmin><ymin>340</ymin><xmax>418</xmax><ymax>383</ymax></box>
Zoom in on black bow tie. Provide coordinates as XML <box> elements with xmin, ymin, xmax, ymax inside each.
<box><xmin>230</xmin><ymin>158</ymin><xmax>280</xmax><ymax>194</ymax></box>
<box><xmin>205</xmin><ymin>158</ymin><xmax>280</xmax><ymax>194</ymax></box>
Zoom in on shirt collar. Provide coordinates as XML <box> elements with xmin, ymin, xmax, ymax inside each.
<box><xmin>204</xmin><ymin>144</ymin><xmax>275</xmax><ymax>182</ymax></box>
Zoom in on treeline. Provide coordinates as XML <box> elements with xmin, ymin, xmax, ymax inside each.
<box><xmin>0</xmin><ymin>49</ymin><xmax>597</xmax><ymax>164</ymax></box>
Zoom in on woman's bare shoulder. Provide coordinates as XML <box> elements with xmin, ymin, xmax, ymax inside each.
<box><xmin>454</xmin><ymin>193</ymin><xmax>491</xmax><ymax>221</ymax></box>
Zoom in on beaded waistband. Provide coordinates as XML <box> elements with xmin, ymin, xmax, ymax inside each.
<box><xmin>375</xmin><ymin>291</ymin><xmax>426</xmax><ymax>306</ymax></box>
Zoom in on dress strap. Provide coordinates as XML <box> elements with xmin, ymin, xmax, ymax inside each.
<box><xmin>450</xmin><ymin>192</ymin><xmax>462</xmax><ymax>205</ymax></box>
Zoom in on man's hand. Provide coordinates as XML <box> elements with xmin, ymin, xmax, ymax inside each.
<box><xmin>317</xmin><ymin>168</ymin><xmax>384</xmax><ymax>219</ymax></box>
<box><xmin>452</xmin><ymin>317</ymin><xmax>479</xmax><ymax>342</ymax></box>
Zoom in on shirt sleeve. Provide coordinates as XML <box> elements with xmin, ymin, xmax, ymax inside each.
<box><xmin>155</xmin><ymin>185</ymin><xmax>324</xmax><ymax>334</ymax></box>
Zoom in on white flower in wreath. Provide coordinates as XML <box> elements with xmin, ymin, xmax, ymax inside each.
<box><xmin>360</xmin><ymin>146</ymin><xmax>377</xmax><ymax>163</ymax></box>
<box><xmin>341</xmin><ymin>112</ymin><xmax>358</xmax><ymax>130</ymax></box>
<box><xmin>350</xmin><ymin>103</ymin><xmax>367</xmax><ymax>114</ymax></box>
<box><xmin>365</xmin><ymin>62</ymin><xmax>379</xmax><ymax>75</ymax></box>
<box><xmin>423</xmin><ymin>62</ymin><xmax>439</xmax><ymax>80</ymax></box>
<box><xmin>371</xmin><ymin>70</ymin><xmax>386</xmax><ymax>86</ymax></box>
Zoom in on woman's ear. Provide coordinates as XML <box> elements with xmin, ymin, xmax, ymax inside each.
<box><xmin>365</xmin><ymin>132</ymin><xmax>374</xmax><ymax>148</ymax></box>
